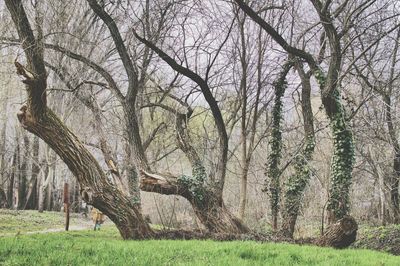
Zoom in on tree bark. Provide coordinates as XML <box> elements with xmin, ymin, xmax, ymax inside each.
<box><xmin>18</xmin><ymin>134</ymin><xmax>29</xmax><ymax>209</ymax></box>
<box><xmin>383</xmin><ymin>95</ymin><xmax>400</xmax><ymax>223</ymax></box>
<box><xmin>140</xmin><ymin>112</ymin><xmax>248</xmax><ymax>234</ymax></box>
<box><xmin>0</xmin><ymin>187</ymin><xmax>7</xmax><ymax>208</ymax></box>
<box><xmin>281</xmin><ymin>63</ymin><xmax>315</xmax><ymax>238</ymax></box>
<box><xmin>265</xmin><ymin>61</ymin><xmax>292</xmax><ymax>231</ymax></box>
<box><xmin>0</xmin><ymin>85</ymin><xmax>9</xmax><ymax>204</ymax></box>
<box><xmin>321</xmin><ymin>86</ymin><xmax>355</xmax><ymax>225</ymax></box>
<box><xmin>17</xmin><ymin>104</ymin><xmax>153</xmax><ymax>238</ymax></box>
<box><xmin>316</xmin><ymin>215</ymin><xmax>358</xmax><ymax>248</ymax></box>
<box><xmin>5</xmin><ymin>0</ymin><xmax>153</xmax><ymax>239</ymax></box>
<box><xmin>25</xmin><ymin>136</ymin><xmax>39</xmax><ymax>210</ymax></box>
<box><xmin>7</xmin><ymin>143</ymin><xmax>18</xmax><ymax>208</ymax></box>
<box><xmin>38</xmin><ymin>158</ymin><xmax>50</xmax><ymax>213</ymax></box>
<box><xmin>237</xmin><ymin>10</ymin><xmax>249</xmax><ymax>221</ymax></box>
<box><xmin>140</xmin><ymin>171</ymin><xmax>249</xmax><ymax>234</ymax></box>
<box><xmin>45</xmin><ymin>161</ymin><xmax>56</xmax><ymax>211</ymax></box>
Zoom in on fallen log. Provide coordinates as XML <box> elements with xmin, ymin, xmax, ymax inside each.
<box><xmin>316</xmin><ymin>215</ymin><xmax>358</xmax><ymax>248</ymax></box>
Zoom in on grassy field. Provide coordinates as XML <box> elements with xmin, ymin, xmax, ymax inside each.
<box><xmin>1</xmin><ymin>210</ymin><xmax>400</xmax><ymax>265</ymax></box>
<box><xmin>0</xmin><ymin>209</ymin><xmax>93</xmax><ymax>235</ymax></box>
<box><xmin>0</xmin><ymin>227</ymin><xmax>399</xmax><ymax>265</ymax></box>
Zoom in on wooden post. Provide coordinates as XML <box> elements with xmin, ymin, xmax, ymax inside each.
<box><xmin>63</xmin><ymin>183</ymin><xmax>70</xmax><ymax>231</ymax></box>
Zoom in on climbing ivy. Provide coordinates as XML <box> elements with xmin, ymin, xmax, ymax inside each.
<box><xmin>265</xmin><ymin>63</ymin><xmax>291</xmax><ymax>227</ymax></box>
<box><xmin>327</xmin><ymin>110</ymin><xmax>355</xmax><ymax>219</ymax></box>
<box><xmin>314</xmin><ymin>68</ymin><xmax>355</xmax><ymax>221</ymax></box>
<box><xmin>283</xmin><ymin>136</ymin><xmax>316</xmax><ymax>218</ymax></box>
<box><xmin>177</xmin><ymin>161</ymin><xmax>207</xmax><ymax>205</ymax></box>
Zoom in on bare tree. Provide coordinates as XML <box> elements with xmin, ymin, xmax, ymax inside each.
<box><xmin>234</xmin><ymin>0</ymin><xmax>398</xmax><ymax>225</ymax></box>
<box><xmin>5</xmin><ymin>0</ymin><xmax>153</xmax><ymax>239</ymax></box>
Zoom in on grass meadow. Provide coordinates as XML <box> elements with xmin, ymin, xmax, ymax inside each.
<box><xmin>0</xmin><ymin>210</ymin><xmax>399</xmax><ymax>265</ymax></box>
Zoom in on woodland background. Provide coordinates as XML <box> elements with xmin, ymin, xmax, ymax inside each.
<box><xmin>0</xmin><ymin>0</ymin><xmax>399</xmax><ymax>239</ymax></box>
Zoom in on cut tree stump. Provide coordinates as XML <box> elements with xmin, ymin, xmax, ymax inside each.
<box><xmin>316</xmin><ymin>215</ymin><xmax>358</xmax><ymax>248</ymax></box>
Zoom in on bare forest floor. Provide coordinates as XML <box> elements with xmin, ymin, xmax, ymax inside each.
<box><xmin>0</xmin><ymin>209</ymin><xmax>399</xmax><ymax>257</ymax></box>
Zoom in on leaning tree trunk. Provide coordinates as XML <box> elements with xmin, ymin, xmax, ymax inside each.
<box><xmin>17</xmin><ymin>105</ymin><xmax>153</xmax><ymax>239</ymax></box>
<box><xmin>140</xmin><ymin>171</ymin><xmax>249</xmax><ymax>234</ymax></box>
<box><xmin>140</xmin><ymin>112</ymin><xmax>248</xmax><ymax>234</ymax></box>
<box><xmin>281</xmin><ymin>64</ymin><xmax>315</xmax><ymax>238</ymax></box>
<box><xmin>5</xmin><ymin>0</ymin><xmax>153</xmax><ymax>239</ymax></box>
<box><xmin>316</xmin><ymin>215</ymin><xmax>358</xmax><ymax>248</ymax></box>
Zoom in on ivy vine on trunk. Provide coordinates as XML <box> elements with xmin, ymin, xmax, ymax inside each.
<box><xmin>281</xmin><ymin>63</ymin><xmax>315</xmax><ymax>238</ymax></box>
<box><xmin>315</xmin><ymin>70</ymin><xmax>355</xmax><ymax>224</ymax></box>
<box><xmin>265</xmin><ymin>61</ymin><xmax>292</xmax><ymax>231</ymax></box>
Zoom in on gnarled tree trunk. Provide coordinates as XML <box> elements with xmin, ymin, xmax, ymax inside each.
<box><xmin>5</xmin><ymin>0</ymin><xmax>153</xmax><ymax>239</ymax></box>
<box><xmin>140</xmin><ymin>111</ymin><xmax>248</xmax><ymax>234</ymax></box>
<box><xmin>140</xmin><ymin>171</ymin><xmax>249</xmax><ymax>234</ymax></box>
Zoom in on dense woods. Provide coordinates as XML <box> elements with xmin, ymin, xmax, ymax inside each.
<box><xmin>0</xmin><ymin>0</ymin><xmax>399</xmax><ymax>243</ymax></box>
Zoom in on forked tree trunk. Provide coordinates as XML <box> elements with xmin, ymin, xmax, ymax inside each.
<box><xmin>133</xmin><ymin>31</ymin><xmax>248</xmax><ymax>234</ymax></box>
<box><xmin>140</xmin><ymin>171</ymin><xmax>249</xmax><ymax>234</ymax></box>
<box><xmin>5</xmin><ymin>0</ymin><xmax>153</xmax><ymax>240</ymax></box>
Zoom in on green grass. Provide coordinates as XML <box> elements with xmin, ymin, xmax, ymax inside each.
<box><xmin>0</xmin><ymin>209</ymin><xmax>91</xmax><ymax>235</ymax></box>
<box><xmin>1</xmin><ymin>211</ymin><xmax>399</xmax><ymax>265</ymax></box>
<box><xmin>0</xmin><ymin>227</ymin><xmax>399</xmax><ymax>266</ymax></box>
